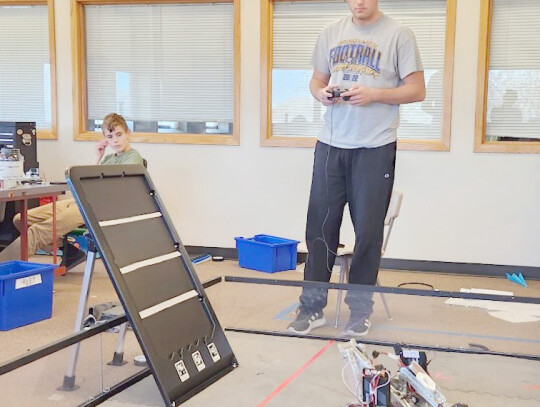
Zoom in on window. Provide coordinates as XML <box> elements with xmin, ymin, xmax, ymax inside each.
<box><xmin>0</xmin><ymin>0</ymin><xmax>57</xmax><ymax>139</ymax></box>
<box><xmin>261</xmin><ymin>0</ymin><xmax>456</xmax><ymax>150</ymax></box>
<box><xmin>72</xmin><ymin>0</ymin><xmax>240</xmax><ymax>145</ymax></box>
<box><xmin>475</xmin><ymin>0</ymin><xmax>540</xmax><ymax>153</ymax></box>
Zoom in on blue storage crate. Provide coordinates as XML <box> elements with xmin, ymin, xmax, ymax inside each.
<box><xmin>235</xmin><ymin>234</ymin><xmax>299</xmax><ymax>273</ymax></box>
<box><xmin>0</xmin><ymin>261</ymin><xmax>54</xmax><ymax>331</ymax></box>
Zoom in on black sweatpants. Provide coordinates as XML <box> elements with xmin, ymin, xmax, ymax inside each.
<box><xmin>299</xmin><ymin>141</ymin><xmax>396</xmax><ymax>317</ymax></box>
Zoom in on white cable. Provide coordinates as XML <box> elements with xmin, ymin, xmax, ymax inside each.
<box><xmin>321</xmin><ymin>103</ymin><xmax>334</xmax><ymax>276</ymax></box>
<box><xmin>341</xmin><ymin>361</ymin><xmax>358</xmax><ymax>399</ymax></box>
<box><xmin>341</xmin><ymin>361</ymin><xmax>364</xmax><ymax>403</ymax></box>
<box><xmin>305</xmin><ymin>101</ymin><xmax>339</xmax><ymax>277</ymax></box>
<box><xmin>370</xmin><ymin>371</ymin><xmax>380</xmax><ymax>405</ymax></box>
<box><xmin>356</xmin><ymin>379</ymin><xmax>369</xmax><ymax>407</ymax></box>
<box><xmin>373</xmin><ymin>370</ymin><xmax>391</xmax><ymax>391</ymax></box>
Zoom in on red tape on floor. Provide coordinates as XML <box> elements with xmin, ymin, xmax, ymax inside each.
<box><xmin>255</xmin><ymin>340</ymin><xmax>335</xmax><ymax>407</ymax></box>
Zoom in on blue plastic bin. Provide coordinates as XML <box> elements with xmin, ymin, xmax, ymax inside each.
<box><xmin>0</xmin><ymin>261</ymin><xmax>54</xmax><ymax>331</ymax></box>
<box><xmin>235</xmin><ymin>234</ymin><xmax>299</xmax><ymax>273</ymax></box>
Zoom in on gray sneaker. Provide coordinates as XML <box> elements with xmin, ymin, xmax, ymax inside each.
<box><xmin>344</xmin><ymin>316</ymin><xmax>371</xmax><ymax>337</ymax></box>
<box><xmin>287</xmin><ymin>308</ymin><xmax>326</xmax><ymax>334</ymax></box>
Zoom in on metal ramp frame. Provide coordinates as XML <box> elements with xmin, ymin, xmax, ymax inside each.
<box><xmin>66</xmin><ymin>164</ymin><xmax>237</xmax><ymax>407</ymax></box>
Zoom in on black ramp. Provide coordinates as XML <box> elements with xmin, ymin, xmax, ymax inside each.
<box><xmin>66</xmin><ymin>165</ymin><xmax>237</xmax><ymax>407</ymax></box>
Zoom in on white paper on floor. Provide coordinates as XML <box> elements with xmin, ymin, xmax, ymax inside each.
<box><xmin>444</xmin><ymin>288</ymin><xmax>540</xmax><ymax>323</ymax></box>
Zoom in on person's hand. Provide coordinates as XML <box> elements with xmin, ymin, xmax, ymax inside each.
<box><xmin>317</xmin><ymin>86</ymin><xmax>338</xmax><ymax>106</ymax></box>
<box><xmin>95</xmin><ymin>140</ymin><xmax>108</xmax><ymax>163</ymax></box>
<box><xmin>341</xmin><ymin>86</ymin><xmax>377</xmax><ymax>106</ymax></box>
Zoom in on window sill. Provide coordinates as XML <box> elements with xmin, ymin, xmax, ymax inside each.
<box><xmin>74</xmin><ymin>131</ymin><xmax>240</xmax><ymax>146</ymax></box>
<box><xmin>261</xmin><ymin>136</ymin><xmax>450</xmax><ymax>151</ymax></box>
<box><xmin>37</xmin><ymin>129</ymin><xmax>57</xmax><ymax>140</ymax></box>
<box><xmin>474</xmin><ymin>140</ymin><xmax>540</xmax><ymax>154</ymax></box>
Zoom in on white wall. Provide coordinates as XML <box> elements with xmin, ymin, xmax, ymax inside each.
<box><xmin>39</xmin><ymin>0</ymin><xmax>540</xmax><ymax>267</ymax></box>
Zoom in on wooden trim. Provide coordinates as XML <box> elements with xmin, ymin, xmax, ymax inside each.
<box><xmin>75</xmin><ymin>0</ymin><xmax>231</xmax><ymax>4</ymax></box>
<box><xmin>262</xmin><ymin>134</ymin><xmax>453</xmax><ymax>151</ymax></box>
<box><xmin>263</xmin><ymin>136</ymin><xmax>316</xmax><ymax>148</ymax></box>
<box><xmin>260</xmin><ymin>0</ymin><xmax>457</xmax><ymax>151</ymax></box>
<box><xmin>474</xmin><ymin>0</ymin><xmax>540</xmax><ymax>154</ymax></box>
<box><xmin>74</xmin><ymin>131</ymin><xmax>239</xmax><ymax>145</ymax></box>
<box><xmin>260</xmin><ymin>0</ymin><xmax>272</xmax><ymax>147</ymax></box>
<box><xmin>37</xmin><ymin>129</ymin><xmax>56</xmax><ymax>139</ymax></box>
<box><xmin>0</xmin><ymin>0</ymin><xmax>46</xmax><ymax>4</ymax></box>
<box><xmin>474</xmin><ymin>140</ymin><xmax>540</xmax><ymax>154</ymax></box>
<box><xmin>72</xmin><ymin>0</ymin><xmax>87</xmax><ymax>137</ymax></box>
<box><xmin>439</xmin><ymin>0</ymin><xmax>456</xmax><ymax>151</ymax></box>
<box><xmin>72</xmin><ymin>0</ymin><xmax>240</xmax><ymax>146</ymax></box>
<box><xmin>1</xmin><ymin>0</ymin><xmax>57</xmax><ymax>139</ymax></box>
<box><xmin>48</xmin><ymin>0</ymin><xmax>57</xmax><ymax>139</ymax></box>
<box><xmin>475</xmin><ymin>0</ymin><xmax>491</xmax><ymax>153</ymax></box>
<box><xmin>232</xmin><ymin>0</ymin><xmax>240</xmax><ymax>146</ymax></box>
<box><xmin>398</xmin><ymin>138</ymin><xmax>450</xmax><ymax>151</ymax></box>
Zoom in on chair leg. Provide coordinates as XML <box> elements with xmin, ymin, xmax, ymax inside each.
<box><xmin>335</xmin><ymin>257</ymin><xmax>393</xmax><ymax>327</ymax></box>
<box><xmin>334</xmin><ymin>255</ymin><xmax>350</xmax><ymax>328</ymax></box>
<box><xmin>378</xmin><ymin>278</ymin><xmax>392</xmax><ymax>320</ymax></box>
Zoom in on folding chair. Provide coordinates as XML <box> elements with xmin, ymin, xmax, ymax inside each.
<box><xmin>333</xmin><ymin>189</ymin><xmax>403</xmax><ymax>327</ymax></box>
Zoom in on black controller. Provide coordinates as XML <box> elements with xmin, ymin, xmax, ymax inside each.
<box><xmin>328</xmin><ymin>88</ymin><xmax>350</xmax><ymax>101</ymax></box>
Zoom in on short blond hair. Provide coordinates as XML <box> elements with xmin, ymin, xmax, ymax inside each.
<box><xmin>102</xmin><ymin>113</ymin><xmax>129</xmax><ymax>133</ymax></box>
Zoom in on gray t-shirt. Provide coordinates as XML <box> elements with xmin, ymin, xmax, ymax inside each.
<box><xmin>311</xmin><ymin>14</ymin><xmax>423</xmax><ymax>148</ymax></box>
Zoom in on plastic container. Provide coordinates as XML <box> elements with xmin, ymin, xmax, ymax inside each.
<box><xmin>0</xmin><ymin>261</ymin><xmax>55</xmax><ymax>330</ymax></box>
<box><xmin>235</xmin><ymin>234</ymin><xmax>299</xmax><ymax>273</ymax></box>
<box><xmin>66</xmin><ymin>228</ymin><xmax>90</xmax><ymax>254</ymax></box>
<box><xmin>0</xmin><ymin>147</ymin><xmax>24</xmax><ymax>179</ymax></box>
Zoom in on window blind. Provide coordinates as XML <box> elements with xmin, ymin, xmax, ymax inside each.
<box><xmin>272</xmin><ymin>0</ymin><xmax>447</xmax><ymax>140</ymax></box>
<box><xmin>486</xmin><ymin>0</ymin><xmax>540</xmax><ymax>140</ymax></box>
<box><xmin>0</xmin><ymin>5</ymin><xmax>51</xmax><ymax>129</ymax></box>
<box><xmin>85</xmin><ymin>3</ymin><xmax>234</xmax><ymax>126</ymax></box>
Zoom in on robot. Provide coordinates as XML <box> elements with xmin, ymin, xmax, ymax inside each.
<box><xmin>338</xmin><ymin>339</ymin><xmax>469</xmax><ymax>407</ymax></box>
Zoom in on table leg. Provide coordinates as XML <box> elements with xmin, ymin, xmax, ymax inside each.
<box><xmin>52</xmin><ymin>196</ymin><xmax>57</xmax><ymax>264</ymax></box>
<box><xmin>20</xmin><ymin>200</ymin><xmax>28</xmax><ymax>261</ymax></box>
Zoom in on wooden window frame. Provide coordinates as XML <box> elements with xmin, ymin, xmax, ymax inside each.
<box><xmin>475</xmin><ymin>0</ymin><xmax>540</xmax><ymax>154</ymax></box>
<box><xmin>260</xmin><ymin>0</ymin><xmax>456</xmax><ymax>150</ymax></box>
<box><xmin>0</xmin><ymin>0</ymin><xmax>57</xmax><ymax>139</ymax></box>
<box><xmin>71</xmin><ymin>0</ymin><xmax>240</xmax><ymax>145</ymax></box>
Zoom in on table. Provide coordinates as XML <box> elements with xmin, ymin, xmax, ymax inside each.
<box><xmin>0</xmin><ymin>183</ymin><xmax>68</xmax><ymax>262</ymax></box>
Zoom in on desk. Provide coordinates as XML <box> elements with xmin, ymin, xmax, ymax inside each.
<box><xmin>0</xmin><ymin>184</ymin><xmax>68</xmax><ymax>262</ymax></box>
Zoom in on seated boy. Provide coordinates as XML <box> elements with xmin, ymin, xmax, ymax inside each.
<box><xmin>0</xmin><ymin>113</ymin><xmax>144</xmax><ymax>262</ymax></box>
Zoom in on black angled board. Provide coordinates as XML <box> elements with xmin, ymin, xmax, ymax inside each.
<box><xmin>66</xmin><ymin>165</ymin><xmax>237</xmax><ymax>407</ymax></box>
